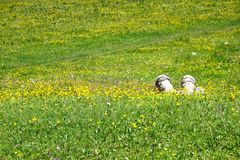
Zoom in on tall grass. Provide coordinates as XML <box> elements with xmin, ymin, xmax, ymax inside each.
<box><xmin>0</xmin><ymin>0</ymin><xmax>239</xmax><ymax>159</ymax></box>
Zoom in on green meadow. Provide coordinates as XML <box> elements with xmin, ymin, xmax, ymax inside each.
<box><xmin>0</xmin><ymin>0</ymin><xmax>240</xmax><ymax>159</ymax></box>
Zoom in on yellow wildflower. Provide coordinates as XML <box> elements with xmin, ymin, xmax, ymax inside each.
<box><xmin>131</xmin><ymin>122</ymin><xmax>138</xmax><ymax>128</ymax></box>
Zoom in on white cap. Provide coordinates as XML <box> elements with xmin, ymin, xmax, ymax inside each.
<box><xmin>181</xmin><ymin>75</ymin><xmax>196</xmax><ymax>85</ymax></box>
<box><xmin>155</xmin><ymin>75</ymin><xmax>171</xmax><ymax>88</ymax></box>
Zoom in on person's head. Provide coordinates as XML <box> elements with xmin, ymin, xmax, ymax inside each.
<box><xmin>155</xmin><ymin>75</ymin><xmax>174</xmax><ymax>92</ymax></box>
<box><xmin>181</xmin><ymin>75</ymin><xmax>196</xmax><ymax>94</ymax></box>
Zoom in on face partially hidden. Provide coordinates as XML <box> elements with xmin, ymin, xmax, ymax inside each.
<box><xmin>158</xmin><ymin>80</ymin><xmax>174</xmax><ymax>92</ymax></box>
<box><xmin>182</xmin><ymin>81</ymin><xmax>195</xmax><ymax>94</ymax></box>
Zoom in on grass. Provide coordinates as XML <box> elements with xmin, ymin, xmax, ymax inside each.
<box><xmin>1</xmin><ymin>95</ymin><xmax>239</xmax><ymax>159</ymax></box>
<box><xmin>0</xmin><ymin>0</ymin><xmax>240</xmax><ymax>159</ymax></box>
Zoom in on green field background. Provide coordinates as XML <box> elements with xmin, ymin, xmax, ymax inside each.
<box><xmin>0</xmin><ymin>0</ymin><xmax>240</xmax><ymax>159</ymax></box>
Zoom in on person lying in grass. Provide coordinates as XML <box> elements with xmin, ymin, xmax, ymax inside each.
<box><xmin>155</xmin><ymin>74</ymin><xmax>204</xmax><ymax>94</ymax></box>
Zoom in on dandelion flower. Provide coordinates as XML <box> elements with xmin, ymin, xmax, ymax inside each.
<box><xmin>131</xmin><ymin>122</ymin><xmax>138</xmax><ymax>128</ymax></box>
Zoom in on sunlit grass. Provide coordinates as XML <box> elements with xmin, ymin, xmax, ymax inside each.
<box><xmin>0</xmin><ymin>0</ymin><xmax>239</xmax><ymax>159</ymax></box>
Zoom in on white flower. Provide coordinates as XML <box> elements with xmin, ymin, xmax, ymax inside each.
<box><xmin>224</xmin><ymin>41</ymin><xmax>229</xmax><ymax>45</ymax></box>
<box><xmin>192</xmin><ymin>52</ymin><xmax>197</xmax><ymax>56</ymax></box>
